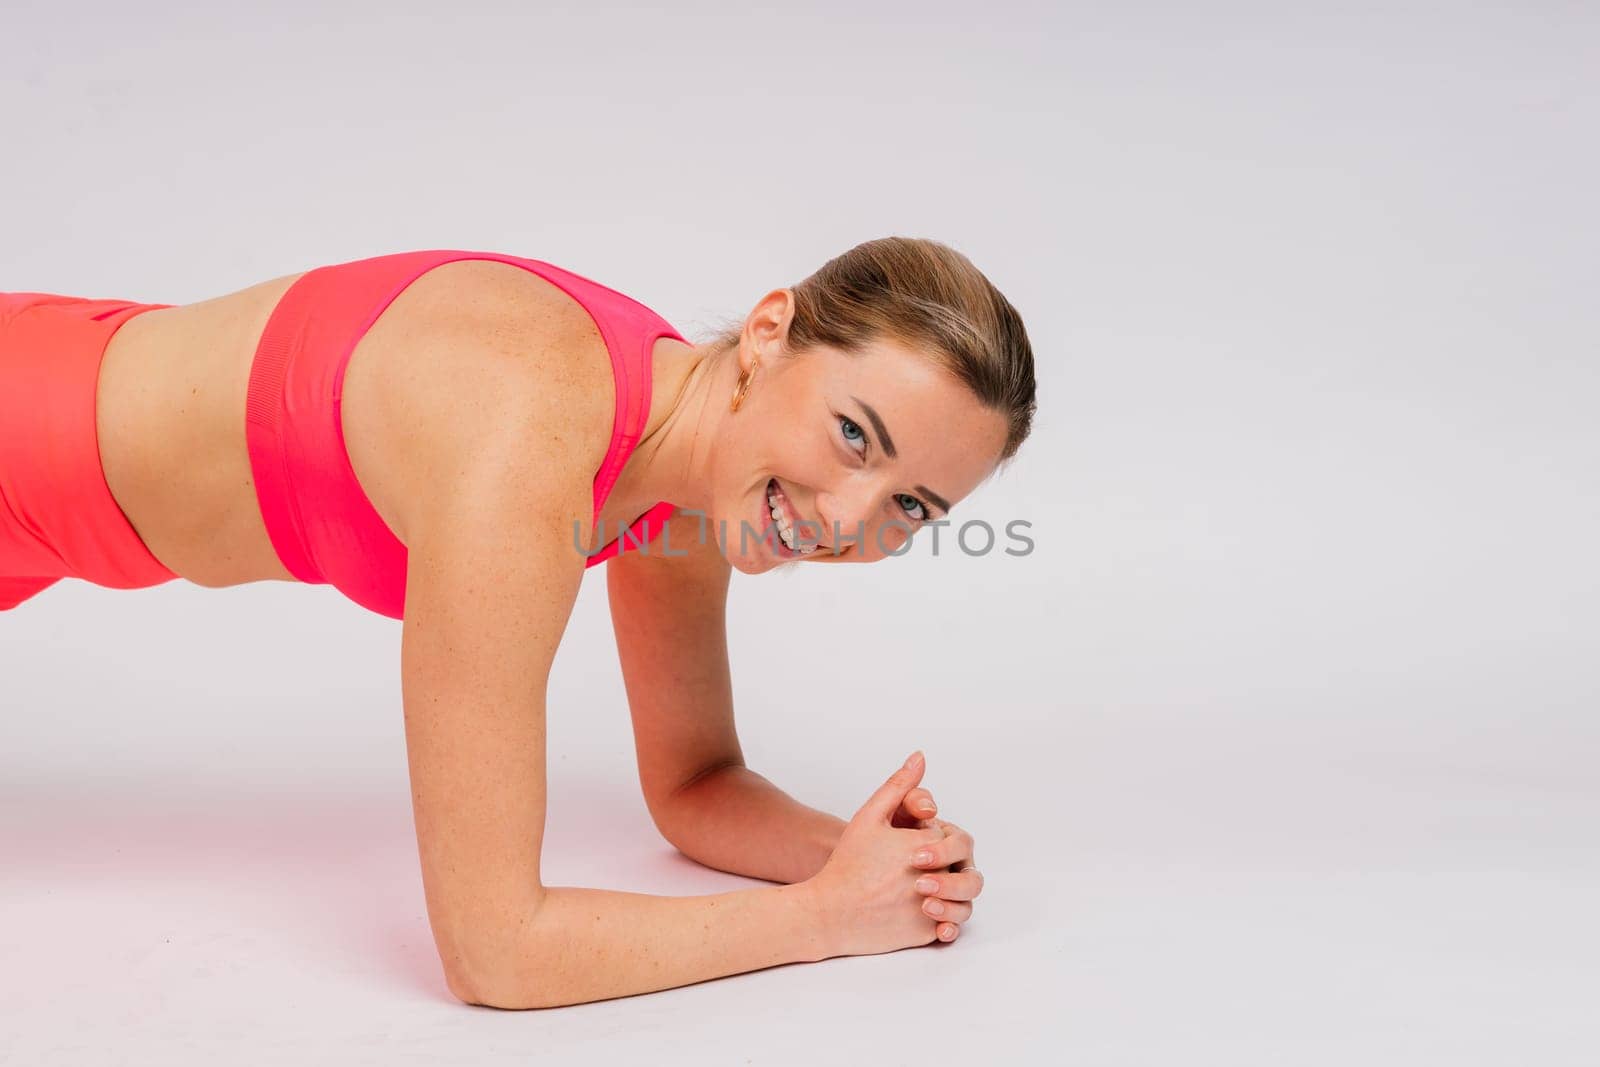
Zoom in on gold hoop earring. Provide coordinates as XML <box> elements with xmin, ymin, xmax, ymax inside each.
<box><xmin>730</xmin><ymin>351</ymin><xmax>759</xmax><ymax>412</ymax></box>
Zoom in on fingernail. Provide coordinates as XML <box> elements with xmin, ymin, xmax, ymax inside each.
<box><xmin>924</xmin><ymin>899</ymin><xmax>945</xmax><ymax>917</ymax></box>
<box><xmin>913</xmin><ymin>850</ymin><xmax>933</xmax><ymax>865</ymax></box>
<box><xmin>915</xmin><ymin>877</ymin><xmax>938</xmax><ymax>894</ymax></box>
<box><xmin>904</xmin><ymin>750</ymin><xmax>923</xmax><ymax>768</ymax></box>
<box><xmin>940</xmin><ymin>926</ymin><xmax>956</xmax><ymax>941</ymax></box>
<box><xmin>920</xmin><ymin>802</ymin><xmax>936</xmax><ymax>814</ymax></box>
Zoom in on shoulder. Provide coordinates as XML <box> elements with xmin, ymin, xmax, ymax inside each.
<box><xmin>386</xmin><ymin>258</ymin><xmax>613</xmax><ymax>388</ymax></box>
<box><xmin>351</xmin><ymin>258</ymin><xmax>616</xmax><ymax>544</ymax></box>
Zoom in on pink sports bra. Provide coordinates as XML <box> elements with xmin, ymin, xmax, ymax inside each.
<box><xmin>244</xmin><ymin>250</ymin><xmax>682</xmax><ymax>620</ymax></box>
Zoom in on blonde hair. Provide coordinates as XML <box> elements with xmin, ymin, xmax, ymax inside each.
<box><xmin>708</xmin><ymin>236</ymin><xmax>1038</xmax><ymax>465</ymax></box>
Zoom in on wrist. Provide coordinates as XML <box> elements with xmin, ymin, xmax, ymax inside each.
<box><xmin>800</xmin><ymin>813</ymin><xmax>848</xmax><ymax>879</ymax></box>
<box><xmin>795</xmin><ymin>874</ymin><xmax>842</xmax><ymax>962</ymax></box>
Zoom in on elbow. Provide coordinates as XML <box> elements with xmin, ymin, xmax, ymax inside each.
<box><xmin>643</xmin><ymin>796</ymin><xmax>686</xmax><ymax>852</ymax></box>
<box><xmin>442</xmin><ymin>961</ymin><xmax>490</xmax><ymax>1008</ymax></box>
<box><xmin>437</xmin><ymin>921</ymin><xmax>558</xmax><ymax>1010</ymax></box>
<box><xmin>644</xmin><ymin>759</ymin><xmax>740</xmax><ymax>848</ymax></box>
<box><xmin>641</xmin><ymin>785</ymin><xmax>690</xmax><ymax>851</ymax></box>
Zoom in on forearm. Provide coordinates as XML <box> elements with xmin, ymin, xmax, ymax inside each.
<box><xmin>460</xmin><ymin>881</ymin><xmax>831</xmax><ymax>1009</ymax></box>
<box><xmin>653</xmin><ymin>764</ymin><xmax>847</xmax><ymax>884</ymax></box>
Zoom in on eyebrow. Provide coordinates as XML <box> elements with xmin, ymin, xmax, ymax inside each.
<box><xmin>915</xmin><ymin>484</ymin><xmax>953</xmax><ymax>516</ymax></box>
<box><xmin>850</xmin><ymin>395</ymin><xmax>953</xmax><ymax>516</ymax></box>
<box><xmin>850</xmin><ymin>396</ymin><xmax>898</xmax><ymax>459</ymax></box>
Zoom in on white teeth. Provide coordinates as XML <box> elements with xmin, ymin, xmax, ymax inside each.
<box><xmin>766</xmin><ymin>482</ymin><xmax>817</xmax><ymax>555</ymax></box>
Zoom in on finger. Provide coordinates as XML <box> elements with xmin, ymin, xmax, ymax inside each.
<box><xmin>854</xmin><ymin>750</ymin><xmax>926</xmax><ymax>823</ymax></box>
<box><xmin>934</xmin><ymin>921</ymin><xmax>960</xmax><ymax>943</ymax></box>
<box><xmin>891</xmin><ymin>787</ymin><xmax>938</xmax><ymax>827</ymax></box>
<box><xmin>913</xmin><ymin>868</ymin><xmax>984</xmax><ymax>902</ymax></box>
<box><xmin>920</xmin><ymin>896</ymin><xmax>973</xmax><ymax>924</ymax></box>
<box><xmin>910</xmin><ymin>824</ymin><xmax>974</xmax><ymax>870</ymax></box>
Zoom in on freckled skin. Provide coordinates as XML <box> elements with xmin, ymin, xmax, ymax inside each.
<box><xmin>699</xmin><ymin>289</ymin><xmax>1010</xmax><ymax>574</ymax></box>
<box><xmin>79</xmin><ymin>262</ymin><xmax>1002</xmax><ymax>1006</ymax></box>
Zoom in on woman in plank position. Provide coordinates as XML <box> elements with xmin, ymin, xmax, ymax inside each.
<box><xmin>0</xmin><ymin>237</ymin><xmax>1036</xmax><ymax>1007</ymax></box>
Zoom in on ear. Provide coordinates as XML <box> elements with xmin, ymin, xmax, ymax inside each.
<box><xmin>742</xmin><ymin>288</ymin><xmax>797</xmax><ymax>370</ymax></box>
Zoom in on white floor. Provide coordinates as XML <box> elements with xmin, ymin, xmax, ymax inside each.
<box><xmin>3</xmin><ymin>572</ymin><xmax>1595</xmax><ymax>1064</ymax></box>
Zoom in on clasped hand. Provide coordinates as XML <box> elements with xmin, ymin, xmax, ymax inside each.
<box><xmin>891</xmin><ymin>754</ymin><xmax>982</xmax><ymax>943</ymax></box>
<box><xmin>809</xmin><ymin>750</ymin><xmax>983</xmax><ymax>955</ymax></box>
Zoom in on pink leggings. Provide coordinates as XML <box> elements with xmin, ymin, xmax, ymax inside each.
<box><xmin>0</xmin><ymin>292</ymin><xmax>178</xmax><ymax>610</ymax></box>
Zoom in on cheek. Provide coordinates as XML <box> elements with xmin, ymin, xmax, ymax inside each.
<box><xmin>707</xmin><ymin>456</ymin><xmax>756</xmax><ymax>523</ymax></box>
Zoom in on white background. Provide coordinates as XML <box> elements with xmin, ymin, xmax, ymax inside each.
<box><xmin>2</xmin><ymin>1</ymin><xmax>1596</xmax><ymax>1063</ymax></box>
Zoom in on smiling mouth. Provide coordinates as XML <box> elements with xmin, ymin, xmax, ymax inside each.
<box><xmin>765</xmin><ymin>478</ymin><xmax>821</xmax><ymax>556</ymax></box>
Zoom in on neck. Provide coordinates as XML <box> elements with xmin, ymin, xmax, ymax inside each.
<box><xmin>597</xmin><ymin>337</ymin><xmax>738</xmax><ymax>533</ymax></box>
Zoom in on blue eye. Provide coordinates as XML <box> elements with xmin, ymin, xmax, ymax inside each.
<box><xmin>839</xmin><ymin>415</ymin><xmax>866</xmax><ymax>452</ymax></box>
<box><xmin>896</xmin><ymin>494</ymin><xmax>928</xmax><ymax>522</ymax></box>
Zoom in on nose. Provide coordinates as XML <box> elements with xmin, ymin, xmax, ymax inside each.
<box><xmin>814</xmin><ymin>483</ymin><xmax>880</xmax><ymax>553</ymax></box>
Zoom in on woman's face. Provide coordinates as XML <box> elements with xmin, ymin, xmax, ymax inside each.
<box><xmin>709</xmin><ymin>297</ymin><xmax>1009</xmax><ymax>574</ymax></box>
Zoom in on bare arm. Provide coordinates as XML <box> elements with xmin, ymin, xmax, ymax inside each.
<box><xmin>658</xmin><ymin>763</ymin><xmax>847</xmax><ymax>884</ymax></box>
<box><xmin>607</xmin><ymin>509</ymin><xmax>939</xmax><ymax>884</ymax></box>
<box><xmin>394</xmin><ymin>329</ymin><xmax>838</xmax><ymax>1008</ymax></box>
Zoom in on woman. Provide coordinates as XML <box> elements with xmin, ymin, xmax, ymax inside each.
<box><xmin>0</xmin><ymin>237</ymin><xmax>1037</xmax><ymax>1007</ymax></box>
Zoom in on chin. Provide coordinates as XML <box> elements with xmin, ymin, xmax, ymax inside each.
<box><xmin>726</xmin><ymin>550</ymin><xmax>768</xmax><ymax>575</ymax></box>
<box><xmin>724</xmin><ymin>525</ymin><xmax>786</xmax><ymax>575</ymax></box>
